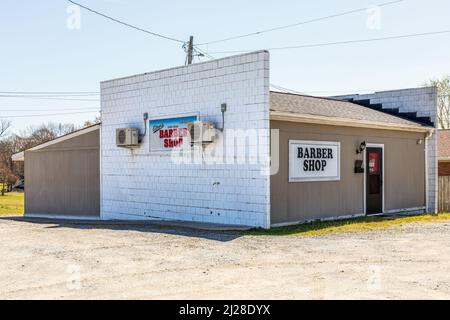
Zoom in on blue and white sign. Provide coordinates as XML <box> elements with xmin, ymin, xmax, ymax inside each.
<box><xmin>149</xmin><ymin>115</ymin><xmax>198</xmax><ymax>151</ymax></box>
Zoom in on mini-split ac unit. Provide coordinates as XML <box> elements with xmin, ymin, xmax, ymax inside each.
<box><xmin>187</xmin><ymin>121</ymin><xmax>216</xmax><ymax>144</ymax></box>
<box><xmin>116</xmin><ymin>128</ymin><xmax>140</xmax><ymax>147</ymax></box>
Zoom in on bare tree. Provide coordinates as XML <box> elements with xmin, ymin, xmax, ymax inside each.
<box><xmin>83</xmin><ymin>115</ymin><xmax>101</xmax><ymax>128</ymax></box>
<box><xmin>0</xmin><ymin>139</ymin><xmax>16</xmax><ymax>195</ymax></box>
<box><xmin>19</xmin><ymin>122</ymin><xmax>77</xmax><ymax>149</ymax></box>
<box><xmin>0</xmin><ymin>120</ymin><xmax>11</xmax><ymax>138</ymax></box>
<box><xmin>0</xmin><ymin>121</ymin><xmax>13</xmax><ymax>194</ymax></box>
<box><xmin>0</xmin><ymin>122</ymin><xmax>78</xmax><ymax>195</ymax></box>
<box><xmin>426</xmin><ymin>76</ymin><xmax>450</xmax><ymax>129</ymax></box>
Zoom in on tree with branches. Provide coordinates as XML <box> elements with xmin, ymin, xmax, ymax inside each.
<box><xmin>0</xmin><ymin>120</ymin><xmax>11</xmax><ymax>138</ymax></box>
<box><xmin>0</xmin><ymin>121</ymin><xmax>13</xmax><ymax>195</ymax></box>
<box><xmin>426</xmin><ymin>76</ymin><xmax>450</xmax><ymax>129</ymax></box>
<box><xmin>0</xmin><ymin>122</ymin><xmax>78</xmax><ymax>195</ymax></box>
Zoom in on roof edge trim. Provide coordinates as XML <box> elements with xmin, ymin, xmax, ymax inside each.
<box><xmin>11</xmin><ymin>124</ymin><xmax>100</xmax><ymax>161</ymax></box>
<box><xmin>270</xmin><ymin>111</ymin><xmax>433</xmax><ymax>133</ymax></box>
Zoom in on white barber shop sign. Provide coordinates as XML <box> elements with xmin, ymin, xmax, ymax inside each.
<box><xmin>289</xmin><ymin>140</ymin><xmax>340</xmax><ymax>182</ymax></box>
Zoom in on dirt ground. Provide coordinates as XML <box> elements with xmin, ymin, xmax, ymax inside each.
<box><xmin>0</xmin><ymin>216</ymin><xmax>449</xmax><ymax>300</ymax></box>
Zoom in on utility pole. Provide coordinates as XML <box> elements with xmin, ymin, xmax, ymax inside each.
<box><xmin>187</xmin><ymin>36</ymin><xmax>194</xmax><ymax>65</ymax></box>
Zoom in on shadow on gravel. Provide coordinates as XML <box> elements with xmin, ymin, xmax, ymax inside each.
<box><xmin>0</xmin><ymin>216</ymin><xmax>241</xmax><ymax>242</ymax></box>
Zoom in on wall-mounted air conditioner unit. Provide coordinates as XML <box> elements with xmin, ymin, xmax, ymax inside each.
<box><xmin>187</xmin><ymin>121</ymin><xmax>216</xmax><ymax>144</ymax></box>
<box><xmin>116</xmin><ymin>128</ymin><xmax>140</xmax><ymax>147</ymax></box>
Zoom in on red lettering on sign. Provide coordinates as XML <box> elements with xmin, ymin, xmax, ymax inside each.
<box><xmin>163</xmin><ymin>138</ymin><xmax>183</xmax><ymax>148</ymax></box>
<box><xmin>156</xmin><ymin>126</ymin><xmax>189</xmax><ymax>149</ymax></box>
<box><xmin>159</xmin><ymin>128</ymin><xmax>189</xmax><ymax>139</ymax></box>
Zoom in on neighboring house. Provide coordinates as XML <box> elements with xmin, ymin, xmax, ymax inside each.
<box><xmin>437</xmin><ymin>130</ymin><xmax>450</xmax><ymax>212</ymax></box>
<box><xmin>438</xmin><ymin>130</ymin><xmax>450</xmax><ymax>175</ymax></box>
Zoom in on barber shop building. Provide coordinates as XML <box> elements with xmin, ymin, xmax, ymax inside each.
<box><xmin>15</xmin><ymin>51</ymin><xmax>438</xmax><ymax>228</ymax></box>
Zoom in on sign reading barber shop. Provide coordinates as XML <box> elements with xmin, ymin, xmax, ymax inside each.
<box><xmin>289</xmin><ymin>140</ymin><xmax>340</xmax><ymax>182</ymax></box>
<box><xmin>149</xmin><ymin>115</ymin><xmax>197</xmax><ymax>151</ymax></box>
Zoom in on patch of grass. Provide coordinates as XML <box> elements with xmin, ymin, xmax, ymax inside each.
<box><xmin>0</xmin><ymin>191</ymin><xmax>24</xmax><ymax>215</ymax></box>
<box><xmin>244</xmin><ymin>213</ymin><xmax>450</xmax><ymax>237</ymax></box>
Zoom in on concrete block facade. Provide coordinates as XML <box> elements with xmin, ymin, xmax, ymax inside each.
<box><xmin>334</xmin><ymin>87</ymin><xmax>438</xmax><ymax>213</ymax></box>
<box><xmin>100</xmin><ymin>51</ymin><xmax>271</xmax><ymax>228</ymax></box>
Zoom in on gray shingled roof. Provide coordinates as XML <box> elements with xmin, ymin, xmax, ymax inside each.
<box><xmin>270</xmin><ymin>91</ymin><xmax>428</xmax><ymax>127</ymax></box>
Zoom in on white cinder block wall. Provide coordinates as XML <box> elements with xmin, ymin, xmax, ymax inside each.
<box><xmin>334</xmin><ymin>87</ymin><xmax>438</xmax><ymax>213</ymax></box>
<box><xmin>100</xmin><ymin>51</ymin><xmax>271</xmax><ymax>228</ymax></box>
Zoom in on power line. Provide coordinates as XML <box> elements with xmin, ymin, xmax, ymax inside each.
<box><xmin>309</xmin><ymin>91</ymin><xmax>450</xmax><ymax>96</ymax></box>
<box><xmin>67</xmin><ymin>0</ymin><xmax>185</xmax><ymax>44</ymax></box>
<box><xmin>0</xmin><ymin>94</ymin><xmax>98</xmax><ymax>98</ymax></box>
<box><xmin>270</xmin><ymin>83</ymin><xmax>305</xmax><ymax>95</ymax></box>
<box><xmin>0</xmin><ymin>108</ymin><xmax>99</xmax><ymax>112</ymax></box>
<box><xmin>193</xmin><ymin>46</ymin><xmax>215</xmax><ymax>60</ymax></box>
<box><xmin>0</xmin><ymin>95</ymin><xmax>99</xmax><ymax>101</ymax></box>
<box><xmin>0</xmin><ymin>91</ymin><xmax>99</xmax><ymax>95</ymax></box>
<box><xmin>197</xmin><ymin>0</ymin><xmax>406</xmax><ymax>46</ymax></box>
<box><xmin>271</xmin><ymin>85</ymin><xmax>450</xmax><ymax>97</ymax></box>
<box><xmin>207</xmin><ymin>30</ymin><xmax>450</xmax><ymax>54</ymax></box>
<box><xmin>0</xmin><ymin>110</ymin><xmax>100</xmax><ymax>119</ymax></box>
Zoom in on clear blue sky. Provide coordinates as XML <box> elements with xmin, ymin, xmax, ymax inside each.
<box><xmin>1</xmin><ymin>0</ymin><xmax>449</xmax><ymax>133</ymax></box>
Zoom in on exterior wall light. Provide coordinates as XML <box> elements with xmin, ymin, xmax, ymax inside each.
<box><xmin>219</xmin><ymin>103</ymin><xmax>227</xmax><ymax>132</ymax></box>
<box><xmin>356</xmin><ymin>141</ymin><xmax>367</xmax><ymax>154</ymax></box>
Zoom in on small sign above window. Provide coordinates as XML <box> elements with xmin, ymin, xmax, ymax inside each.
<box><xmin>289</xmin><ymin>140</ymin><xmax>341</xmax><ymax>182</ymax></box>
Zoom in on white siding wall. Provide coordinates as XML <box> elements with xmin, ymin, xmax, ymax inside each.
<box><xmin>334</xmin><ymin>87</ymin><xmax>438</xmax><ymax>213</ymax></box>
<box><xmin>100</xmin><ymin>51</ymin><xmax>271</xmax><ymax>228</ymax></box>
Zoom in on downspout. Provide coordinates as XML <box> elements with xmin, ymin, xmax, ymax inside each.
<box><xmin>425</xmin><ymin>129</ymin><xmax>435</xmax><ymax>213</ymax></box>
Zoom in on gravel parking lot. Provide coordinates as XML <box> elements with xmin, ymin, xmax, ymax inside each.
<box><xmin>1</xmin><ymin>216</ymin><xmax>449</xmax><ymax>299</ymax></box>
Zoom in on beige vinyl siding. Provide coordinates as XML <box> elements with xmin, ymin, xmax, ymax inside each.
<box><xmin>24</xmin><ymin>129</ymin><xmax>100</xmax><ymax>217</ymax></box>
<box><xmin>270</xmin><ymin>121</ymin><xmax>426</xmax><ymax>224</ymax></box>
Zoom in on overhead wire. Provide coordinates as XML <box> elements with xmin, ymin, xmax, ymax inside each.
<box><xmin>0</xmin><ymin>110</ymin><xmax>100</xmax><ymax>119</ymax></box>
<box><xmin>197</xmin><ymin>0</ymin><xmax>406</xmax><ymax>46</ymax></box>
<box><xmin>0</xmin><ymin>91</ymin><xmax>99</xmax><ymax>95</ymax></box>
<box><xmin>0</xmin><ymin>95</ymin><xmax>99</xmax><ymax>102</ymax></box>
<box><xmin>207</xmin><ymin>30</ymin><xmax>450</xmax><ymax>54</ymax></box>
<box><xmin>0</xmin><ymin>107</ymin><xmax>99</xmax><ymax>112</ymax></box>
<box><xmin>67</xmin><ymin>0</ymin><xmax>185</xmax><ymax>44</ymax></box>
